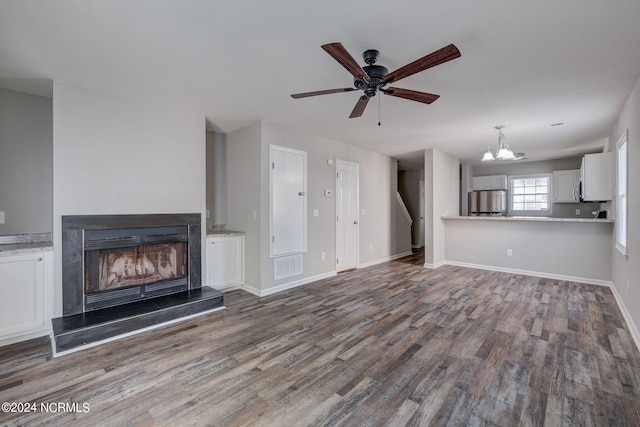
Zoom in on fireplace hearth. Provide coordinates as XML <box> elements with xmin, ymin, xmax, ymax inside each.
<box><xmin>52</xmin><ymin>214</ymin><xmax>224</xmax><ymax>354</ymax></box>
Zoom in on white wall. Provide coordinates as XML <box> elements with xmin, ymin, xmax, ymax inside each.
<box><xmin>610</xmin><ymin>74</ymin><xmax>640</xmax><ymax>336</ymax></box>
<box><xmin>0</xmin><ymin>88</ymin><xmax>52</xmax><ymax>235</ymax></box>
<box><xmin>444</xmin><ymin>219</ymin><xmax>613</xmax><ymax>283</ymax></box>
<box><xmin>52</xmin><ymin>81</ymin><xmax>206</xmax><ymax>316</ymax></box>
<box><xmin>424</xmin><ymin>148</ymin><xmax>459</xmax><ymax>267</ymax></box>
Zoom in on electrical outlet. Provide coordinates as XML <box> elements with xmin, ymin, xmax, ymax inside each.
<box><xmin>252</xmin><ymin>210</ymin><xmax>257</xmax><ymax>220</ymax></box>
<box><xmin>575</xmin><ymin>209</ymin><xmax>581</xmax><ymax>216</ymax></box>
<box><xmin>369</xmin><ymin>243</ymin><xmax>373</xmax><ymax>251</ymax></box>
<box><xmin>0</xmin><ymin>211</ymin><xmax>4</xmax><ymax>224</ymax></box>
<box><xmin>321</xmin><ymin>252</ymin><xmax>326</xmax><ymax>261</ymax></box>
<box><xmin>506</xmin><ymin>248</ymin><xmax>513</xmax><ymax>257</ymax></box>
<box><xmin>206</xmin><ymin>209</ymin><xmax>210</xmax><ymax>218</ymax></box>
<box><xmin>628</xmin><ymin>279</ymin><xmax>631</xmax><ymax>293</ymax></box>
<box><xmin>313</xmin><ymin>209</ymin><xmax>319</xmax><ymax>217</ymax></box>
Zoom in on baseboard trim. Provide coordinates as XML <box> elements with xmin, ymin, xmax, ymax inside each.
<box><xmin>423</xmin><ymin>261</ymin><xmax>446</xmax><ymax>269</ymax></box>
<box><xmin>358</xmin><ymin>251</ymin><xmax>413</xmax><ymax>269</ymax></box>
<box><xmin>608</xmin><ymin>282</ymin><xmax>640</xmax><ymax>352</ymax></box>
<box><xmin>440</xmin><ymin>260</ymin><xmax>613</xmax><ymax>287</ymax></box>
<box><xmin>411</xmin><ymin>244</ymin><xmax>423</xmax><ymax>249</ymax></box>
<box><xmin>242</xmin><ymin>271</ymin><xmax>338</xmax><ymax>298</ymax></box>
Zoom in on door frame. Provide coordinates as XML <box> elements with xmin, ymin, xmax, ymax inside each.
<box><xmin>335</xmin><ymin>159</ymin><xmax>359</xmax><ymax>272</ymax></box>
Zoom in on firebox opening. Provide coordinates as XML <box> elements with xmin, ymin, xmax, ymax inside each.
<box><xmin>82</xmin><ymin>225</ymin><xmax>190</xmax><ymax>311</ymax></box>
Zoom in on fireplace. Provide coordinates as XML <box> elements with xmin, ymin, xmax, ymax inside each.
<box><xmin>53</xmin><ymin>213</ymin><xmax>223</xmax><ymax>355</ymax></box>
<box><xmin>83</xmin><ymin>226</ymin><xmax>190</xmax><ymax>310</ymax></box>
<box><xmin>61</xmin><ymin>214</ymin><xmax>202</xmax><ymax>316</ymax></box>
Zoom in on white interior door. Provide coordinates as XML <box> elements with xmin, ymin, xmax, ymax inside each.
<box><xmin>336</xmin><ymin>160</ymin><xmax>359</xmax><ymax>271</ymax></box>
<box><xmin>270</xmin><ymin>145</ymin><xmax>307</xmax><ymax>256</ymax></box>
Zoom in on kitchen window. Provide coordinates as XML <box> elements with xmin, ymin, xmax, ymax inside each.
<box><xmin>616</xmin><ymin>130</ymin><xmax>628</xmax><ymax>255</ymax></box>
<box><xmin>509</xmin><ymin>174</ymin><xmax>552</xmax><ymax>215</ymax></box>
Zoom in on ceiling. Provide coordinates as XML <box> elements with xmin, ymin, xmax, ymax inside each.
<box><xmin>1</xmin><ymin>1</ymin><xmax>640</xmax><ymax>169</ymax></box>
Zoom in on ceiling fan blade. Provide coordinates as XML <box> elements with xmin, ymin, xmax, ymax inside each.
<box><xmin>384</xmin><ymin>87</ymin><xmax>440</xmax><ymax>104</ymax></box>
<box><xmin>382</xmin><ymin>44</ymin><xmax>461</xmax><ymax>84</ymax></box>
<box><xmin>349</xmin><ymin>96</ymin><xmax>370</xmax><ymax>118</ymax></box>
<box><xmin>291</xmin><ymin>88</ymin><xmax>357</xmax><ymax>99</ymax></box>
<box><xmin>322</xmin><ymin>43</ymin><xmax>370</xmax><ymax>82</ymax></box>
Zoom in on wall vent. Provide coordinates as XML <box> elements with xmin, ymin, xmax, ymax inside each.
<box><xmin>274</xmin><ymin>254</ymin><xmax>303</xmax><ymax>280</ymax></box>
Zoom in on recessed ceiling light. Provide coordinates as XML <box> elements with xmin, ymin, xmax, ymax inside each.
<box><xmin>548</xmin><ymin>121</ymin><xmax>566</xmax><ymax>127</ymax></box>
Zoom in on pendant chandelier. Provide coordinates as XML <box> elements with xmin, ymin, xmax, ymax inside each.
<box><xmin>481</xmin><ymin>125</ymin><xmax>521</xmax><ymax>161</ymax></box>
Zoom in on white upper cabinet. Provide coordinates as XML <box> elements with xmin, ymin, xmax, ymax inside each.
<box><xmin>472</xmin><ymin>175</ymin><xmax>507</xmax><ymax>190</ymax></box>
<box><xmin>553</xmin><ymin>169</ymin><xmax>580</xmax><ymax>203</ymax></box>
<box><xmin>581</xmin><ymin>153</ymin><xmax>613</xmax><ymax>202</ymax></box>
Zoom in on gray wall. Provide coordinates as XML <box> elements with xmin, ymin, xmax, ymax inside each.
<box><xmin>206</xmin><ymin>131</ymin><xmax>227</xmax><ymax>227</ymax></box>
<box><xmin>610</xmin><ymin>73</ymin><xmax>640</xmax><ymax>337</ymax></box>
<box><xmin>226</xmin><ymin>121</ymin><xmax>411</xmax><ymax>294</ymax></box>
<box><xmin>0</xmin><ymin>87</ymin><xmax>52</xmax><ymax>235</ymax></box>
<box><xmin>471</xmin><ymin>157</ymin><xmax>600</xmax><ymax>218</ymax></box>
<box><xmin>424</xmin><ymin>148</ymin><xmax>459</xmax><ymax>267</ymax></box>
<box><xmin>398</xmin><ymin>169</ymin><xmax>422</xmax><ymax>246</ymax></box>
<box><xmin>52</xmin><ymin>81</ymin><xmax>206</xmax><ymax>316</ymax></box>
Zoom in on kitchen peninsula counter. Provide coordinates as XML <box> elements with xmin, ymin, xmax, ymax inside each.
<box><xmin>441</xmin><ymin>215</ymin><xmax>613</xmax><ymax>284</ymax></box>
<box><xmin>441</xmin><ymin>215</ymin><xmax>613</xmax><ymax>224</ymax></box>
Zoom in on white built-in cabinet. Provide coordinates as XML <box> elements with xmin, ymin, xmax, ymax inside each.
<box><xmin>472</xmin><ymin>175</ymin><xmax>507</xmax><ymax>190</ymax></box>
<box><xmin>553</xmin><ymin>169</ymin><xmax>580</xmax><ymax>203</ymax></box>
<box><xmin>581</xmin><ymin>153</ymin><xmax>613</xmax><ymax>202</ymax></box>
<box><xmin>0</xmin><ymin>251</ymin><xmax>52</xmax><ymax>344</ymax></box>
<box><xmin>206</xmin><ymin>235</ymin><xmax>244</xmax><ymax>291</ymax></box>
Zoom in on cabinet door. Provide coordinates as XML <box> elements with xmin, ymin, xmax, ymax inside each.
<box><xmin>207</xmin><ymin>236</ymin><xmax>244</xmax><ymax>290</ymax></box>
<box><xmin>582</xmin><ymin>153</ymin><xmax>613</xmax><ymax>201</ymax></box>
<box><xmin>553</xmin><ymin>170</ymin><xmax>580</xmax><ymax>203</ymax></box>
<box><xmin>0</xmin><ymin>253</ymin><xmax>45</xmax><ymax>338</ymax></box>
<box><xmin>472</xmin><ymin>176</ymin><xmax>490</xmax><ymax>190</ymax></box>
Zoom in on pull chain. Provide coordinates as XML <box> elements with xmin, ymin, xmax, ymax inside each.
<box><xmin>378</xmin><ymin>94</ymin><xmax>381</xmax><ymax>126</ymax></box>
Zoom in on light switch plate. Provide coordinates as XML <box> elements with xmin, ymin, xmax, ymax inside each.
<box><xmin>313</xmin><ymin>209</ymin><xmax>319</xmax><ymax>217</ymax></box>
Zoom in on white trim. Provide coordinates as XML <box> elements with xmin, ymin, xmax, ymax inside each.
<box><xmin>243</xmin><ymin>271</ymin><xmax>338</xmax><ymax>297</ymax></box>
<box><xmin>439</xmin><ymin>260</ymin><xmax>612</xmax><ymax>287</ymax></box>
<box><xmin>508</xmin><ymin>173</ymin><xmax>553</xmax><ymax>216</ymax></box>
<box><xmin>396</xmin><ymin>192</ymin><xmax>413</xmax><ymax>225</ymax></box>
<box><xmin>52</xmin><ymin>306</ymin><xmax>226</xmax><ymax>357</ymax></box>
<box><xmin>0</xmin><ymin>330</ymin><xmax>50</xmax><ymax>348</ymax></box>
<box><xmin>615</xmin><ymin>130</ymin><xmax>628</xmax><ymax>256</ymax></box>
<box><xmin>358</xmin><ymin>251</ymin><xmax>413</xmax><ymax>269</ymax></box>
<box><xmin>423</xmin><ymin>261</ymin><xmax>446</xmax><ymax>269</ymax></box>
<box><xmin>411</xmin><ymin>244</ymin><xmax>423</xmax><ymax>249</ymax></box>
<box><xmin>608</xmin><ymin>282</ymin><xmax>640</xmax><ymax>352</ymax></box>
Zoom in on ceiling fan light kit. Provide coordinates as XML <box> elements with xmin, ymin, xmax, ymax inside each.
<box><xmin>291</xmin><ymin>42</ymin><xmax>461</xmax><ymax>118</ymax></box>
<box><xmin>481</xmin><ymin>125</ymin><xmax>524</xmax><ymax>161</ymax></box>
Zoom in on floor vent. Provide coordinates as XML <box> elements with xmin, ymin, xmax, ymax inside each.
<box><xmin>274</xmin><ymin>254</ymin><xmax>303</xmax><ymax>280</ymax></box>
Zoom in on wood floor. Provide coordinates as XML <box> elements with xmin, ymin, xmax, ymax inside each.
<box><xmin>2</xmin><ymin>251</ymin><xmax>640</xmax><ymax>426</ymax></box>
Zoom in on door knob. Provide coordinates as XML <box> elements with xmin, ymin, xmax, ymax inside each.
<box><xmin>354</xmin><ymin>220</ymin><xmax>358</xmax><ymax>224</ymax></box>
<box><xmin>299</xmin><ymin>192</ymin><xmax>305</xmax><ymax>196</ymax></box>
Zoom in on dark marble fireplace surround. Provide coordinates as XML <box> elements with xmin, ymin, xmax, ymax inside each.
<box><xmin>52</xmin><ymin>214</ymin><xmax>224</xmax><ymax>354</ymax></box>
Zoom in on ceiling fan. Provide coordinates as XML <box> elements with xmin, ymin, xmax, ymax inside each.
<box><xmin>290</xmin><ymin>42</ymin><xmax>461</xmax><ymax>118</ymax></box>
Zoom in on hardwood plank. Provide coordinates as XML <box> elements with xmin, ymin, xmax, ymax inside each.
<box><xmin>2</xmin><ymin>250</ymin><xmax>640</xmax><ymax>425</ymax></box>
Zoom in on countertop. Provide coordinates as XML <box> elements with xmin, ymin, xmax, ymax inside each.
<box><xmin>0</xmin><ymin>233</ymin><xmax>53</xmax><ymax>255</ymax></box>
<box><xmin>206</xmin><ymin>230</ymin><xmax>245</xmax><ymax>236</ymax></box>
<box><xmin>0</xmin><ymin>241</ymin><xmax>54</xmax><ymax>255</ymax></box>
<box><xmin>441</xmin><ymin>215</ymin><xmax>614</xmax><ymax>224</ymax></box>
